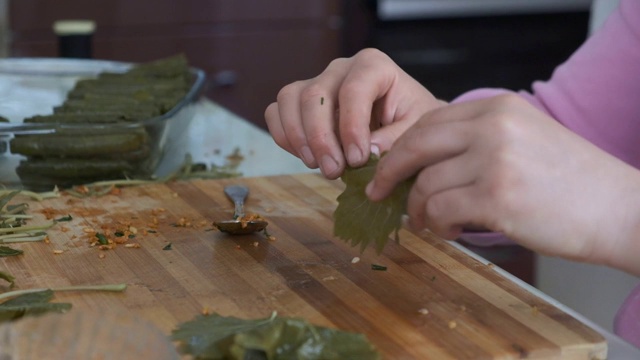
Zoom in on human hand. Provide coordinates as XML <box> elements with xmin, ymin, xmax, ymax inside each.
<box><xmin>264</xmin><ymin>48</ymin><xmax>444</xmax><ymax>179</ymax></box>
<box><xmin>366</xmin><ymin>94</ymin><xmax>640</xmax><ymax>275</ymax></box>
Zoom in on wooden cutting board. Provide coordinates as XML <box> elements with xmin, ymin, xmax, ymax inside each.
<box><xmin>0</xmin><ymin>173</ymin><xmax>606</xmax><ymax>359</ymax></box>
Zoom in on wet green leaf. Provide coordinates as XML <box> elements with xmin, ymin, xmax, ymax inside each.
<box><xmin>0</xmin><ymin>289</ymin><xmax>71</xmax><ymax>323</ymax></box>
<box><xmin>171</xmin><ymin>312</ymin><xmax>380</xmax><ymax>360</ymax></box>
<box><xmin>333</xmin><ymin>155</ymin><xmax>413</xmax><ymax>254</ymax></box>
<box><xmin>0</xmin><ymin>246</ymin><xmax>23</xmax><ymax>257</ymax></box>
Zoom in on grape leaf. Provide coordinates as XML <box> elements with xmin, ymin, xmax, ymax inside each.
<box><xmin>333</xmin><ymin>155</ymin><xmax>414</xmax><ymax>254</ymax></box>
<box><xmin>0</xmin><ymin>289</ymin><xmax>72</xmax><ymax>323</ymax></box>
<box><xmin>171</xmin><ymin>312</ymin><xmax>380</xmax><ymax>360</ymax></box>
<box><xmin>0</xmin><ymin>246</ymin><xmax>23</xmax><ymax>257</ymax></box>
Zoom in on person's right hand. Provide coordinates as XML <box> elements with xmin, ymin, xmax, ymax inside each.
<box><xmin>264</xmin><ymin>48</ymin><xmax>445</xmax><ymax>179</ymax></box>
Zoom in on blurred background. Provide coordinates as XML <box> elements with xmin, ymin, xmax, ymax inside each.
<box><xmin>2</xmin><ymin>0</ymin><xmax>591</xmax><ymax>129</ymax></box>
<box><xmin>0</xmin><ymin>0</ymin><xmax>637</xmax><ymax>334</ymax></box>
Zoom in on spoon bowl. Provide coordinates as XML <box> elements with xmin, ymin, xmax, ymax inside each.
<box><xmin>215</xmin><ymin>218</ymin><xmax>268</xmax><ymax>235</ymax></box>
<box><xmin>213</xmin><ymin>185</ymin><xmax>267</xmax><ymax>235</ymax></box>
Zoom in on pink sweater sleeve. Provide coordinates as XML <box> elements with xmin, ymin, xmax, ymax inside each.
<box><xmin>453</xmin><ymin>0</ymin><xmax>640</xmax><ymax>168</ymax></box>
<box><xmin>454</xmin><ymin>1</ymin><xmax>640</xmax><ymax>347</ymax></box>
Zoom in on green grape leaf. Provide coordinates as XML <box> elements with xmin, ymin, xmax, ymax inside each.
<box><xmin>0</xmin><ymin>289</ymin><xmax>72</xmax><ymax>323</ymax></box>
<box><xmin>171</xmin><ymin>312</ymin><xmax>380</xmax><ymax>360</ymax></box>
<box><xmin>333</xmin><ymin>155</ymin><xmax>414</xmax><ymax>254</ymax></box>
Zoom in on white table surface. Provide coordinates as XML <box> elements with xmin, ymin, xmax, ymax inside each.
<box><xmin>180</xmin><ymin>98</ymin><xmax>640</xmax><ymax>359</ymax></box>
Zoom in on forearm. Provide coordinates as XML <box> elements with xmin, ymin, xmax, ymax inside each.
<box><xmin>602</xmin><ymin>169</ymin><xmax>640</xmax><ymax>277</ymax></box>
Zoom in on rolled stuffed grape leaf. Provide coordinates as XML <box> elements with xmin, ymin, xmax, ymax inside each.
<box><xmin>333</xmin><ymin>155</ymin><xmax>413</xmax><ymax>254</ymax></box>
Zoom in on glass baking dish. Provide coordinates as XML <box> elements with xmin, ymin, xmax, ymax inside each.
<box><xmin>0</xmin><ymin>57</ymin><xmax>206</xmax><ymax>190</ymax></box>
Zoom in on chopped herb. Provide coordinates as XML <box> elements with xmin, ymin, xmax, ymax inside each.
<box><xmin>371</xmin><ymin>264</ymin><xmax>387</xmax><ymax>271</ymax></box>
<box><xmin>54</xmin><ymin>214</ymin><xmax>73</xmax><ymax>222</ymax></box>
<box><xmin>0</xmin><ymin>289</ymin><xmax>71</xmax><ymax>323</ymax></box>
<box><xmin>162</xmin><ymin>243</ymin><xmax>173</xmax><ymax>251</ymax></box>
<box><xmin>0</xmin><ymin>271</ymin><xmax>15</xmax><ymax>288</ymax></box>
<box><xmin>0</xmin><ymin>246</ymin><xmax>23</xmax><ymax>257</ymax></box>
<box><xmin>95</xmin><ymin>233</ymin><xmax>108</xmax><ymax>245</ymax></box>
<box><xmin>128</xmin><ymin>234</ymin><xmax>136</xmax><ymax>239</ymax></box>
<box><xmin>0</xmin><ymin>283</ymin><xmax>127</xmax><ymax>323</ymax></box>
<box><xmin>320</xmin><ymin>96</ymin><xmax>324</xmax><ymax>105</ymax></box>
<box><xmin>147</xmin><ymin>230</ymin><xmax>157</xmax><ymax>233</ymax></box>
<box><xmin>114</xmin><ymin>231</ymin><xmax>125</xmax><ymax>237</ymax></box>
<box><xmin>431</xmin><ymin>275</ymin><xmax>436</xmax><ymax>282</ymax></box>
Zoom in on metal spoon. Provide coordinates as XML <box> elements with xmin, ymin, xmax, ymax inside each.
<box><xmin>214</xmin><ymin>185</ymin><xmax>267</xmax><ymax>235</ymax></box>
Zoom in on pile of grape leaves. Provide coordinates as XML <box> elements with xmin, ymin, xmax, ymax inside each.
<box><xmin>172</xmin><ymin>312</ymin><xmax>380</xmax><ymax>360</ymax></box>
<box><xmin>333</xmin><ymin>155</ymin><xmax>414</xmax><ymax>254</ymax></box>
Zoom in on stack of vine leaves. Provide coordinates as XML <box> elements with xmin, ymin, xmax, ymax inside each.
<box><xmin>10</xmin><ymin>55</ymin><xmax>192</xmax><ymax>191</ymax></box>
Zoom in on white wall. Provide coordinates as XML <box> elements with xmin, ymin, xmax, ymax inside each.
<box><xmin>536</xmin><ymin>255</ymin><xmax>639</xmax><ymax>332</ymax></box>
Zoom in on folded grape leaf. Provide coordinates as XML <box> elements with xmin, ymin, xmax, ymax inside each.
<box><xmin>171</xmin><ymin>312</ymin><xmax>380</xmax><ymax>360</ymax></box>
<box><xmin>334</xmin><ymin>155</ymin><xmax>414</xmax><ymax>254</ymax></box>
<box><xmin>0</xmin><ymin>289</ymin><xmax>72</xmax><ymax>323</ymax></box>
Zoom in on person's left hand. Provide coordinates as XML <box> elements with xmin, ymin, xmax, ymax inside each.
<box><xmin>365</xmin><ymin>94</ymin><xmax>640</xmax><ymax>275</ymax></box>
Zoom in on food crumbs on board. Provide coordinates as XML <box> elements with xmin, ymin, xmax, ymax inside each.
<box><xmin>202</xmin><ymin>307</ymin><xmax>211</xmax><ymax>316</ymax></box>
<box><xmin>52</xmin><ymin>250</ymin><xmax>64</xmax><ymax>255</ymax></box>
<box><xmin>253</xmin><ymin>241</ymin><xmax>259</xmax><ymax>247</ymax></box>
<box><xmin>267</xmin><ymin>235</ymin><xmax>276</xmax><ymax>241</ymax></box>
<box><xmin>172</xmin><ymin>192</ymin><xmax>179</xmax><ymax>198</ymax></box>
<box><xmin>418</xmin><ymin>308</ymin><xmax>429</xmax><ymax>315</ymax></box>
<box><xmin>448</xmin><ymin>321</ymin><xmax>457</xmax><ymax>329</ymax></box>
<box><xmin>162</xmin><ymin>243</ymin><xmax>173</xmax><ymax>250</ymax></box>
<box><xmin>531</xmin><ymin>305</ymin><xmax>539</xmax><ymax>316</ymax></box>
<box><xmin>235</xmin><ymin>245</ymin><xmax>241</xmax><ymax>250</ymax></box>
<box><xmin>125</xmin><ymin>243</ymin><xmax>141</xmax><ymax>248</ymax></box>
<box><xmin>83</xmin><ymin>227</ymin><xmax>95</xmax><ymax>233</ymax></box>
<box><xmin>322</xmin><ymin>276</ymin><xmax>336</xmax><ymax>282</ymax></box>
<box><xmin>44</xmin><ymin>236</ymin><xmax>51</xmax><ymax>244</ymax></box>
<box><xmin>351</xmin><ymin>257</ymin><xmax>360</xmax><ymax>264</ymax></box>
<box><xmin>487</xmin><ymin>263</ymin><xmax>495</xmax><ymax>269</ymax></box>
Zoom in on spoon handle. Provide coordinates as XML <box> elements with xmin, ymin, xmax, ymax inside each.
<box><xmin>224</xmin><ymin>185</ymin><xmax>249</xmax><ymax>219</ymax></box>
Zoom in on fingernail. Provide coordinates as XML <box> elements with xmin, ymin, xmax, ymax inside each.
<box><xmin>347</xmin><ymin>144</ymin><xmax>363</xmax><ymax>165</ymax></box>
<box><xmin>370</xmin><ymin>144</ymin><xmax>380</xmax><ymax>157</ymax></box>
<box><xmin>365</xmin><ymin>180</ymin><xmax>375</xmax><ymax>198</ymax></box>
<box><xmin>320</xmin><ymin>155</ymin><xmax>339</xmax><ymax>177</ymax></box>
<box><xmin>299</xmin><ymin>146</ymin><xmax>315</xmax><ymax>166</ymax></box>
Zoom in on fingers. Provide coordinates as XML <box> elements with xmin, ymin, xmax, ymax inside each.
<box><xmin>366</xmin><ymin>120</ymin><xmax>471</xmax><ymax>202</ymax></box>
<box><xmin>336</xmin><ymin>50</ymin><xmax>399</xmax><ymax>168</ymax></box>
<box><xmin>265</xmin><ymin>102</ymin><xmax>295</xmax><ymax>156</ymax></box>
<box><xmin>299</xmin><ymin>59</ymin><xmax>351</xmax><ymax>178</ymax></box>
<box><xmin>366</xmin><ymin>100</ymin><xmax>488</xmax><ymax>201</ymax></box>
<box><xmin>410</xmin><ymin>185</ymin><xmax>493</xmax><ymax>240</ymax></box>
<box><xmin>405</xmin><ymin>154</ymin><xmax>480</xmax><ymax>236</ymax></box>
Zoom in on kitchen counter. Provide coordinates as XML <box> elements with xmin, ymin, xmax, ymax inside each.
<box><xmin>174</xmin><ymin>98</ymin><xmax>640</xmax><ymax>358</ymax></box>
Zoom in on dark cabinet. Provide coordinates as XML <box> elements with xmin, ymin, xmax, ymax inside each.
<box><xmin>9</xmin><ymin>0</ymin><xmax>343</xmax><ymax>128</ymax></box>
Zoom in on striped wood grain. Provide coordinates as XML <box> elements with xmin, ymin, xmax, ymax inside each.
<box><xmin>0</xmin><ymin>174</ymin><xmax>606</xmax><ymax>359</ymax></box>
